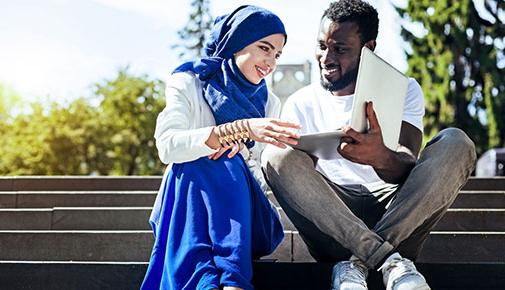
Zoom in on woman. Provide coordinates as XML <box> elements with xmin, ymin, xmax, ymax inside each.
<box><xmin>141</xmin><ymin>5</ymin><xmax>300</xmax><ymax>290</ymax></box>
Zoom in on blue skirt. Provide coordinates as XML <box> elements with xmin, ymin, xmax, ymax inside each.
<box><xmin>141</xmin><ymin>154</ymin><xmax>284</xmax><ymax>290</ymax></box>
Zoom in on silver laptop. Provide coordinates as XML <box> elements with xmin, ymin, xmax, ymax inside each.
<box><xmin>291</xmin><ymin>46</ymin><xmax>409</xmax><ymax>160</ymax></box>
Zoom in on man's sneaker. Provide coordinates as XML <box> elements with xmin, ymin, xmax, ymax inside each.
<box><xmin>331</xmin><ymin>256</ymin><xmax>368</xmax><ymax>290</ymax></box>
<box><xmin>379</xmin><ymin>252</ymin><xmax>431</xmax><ymax>290</ymax></box>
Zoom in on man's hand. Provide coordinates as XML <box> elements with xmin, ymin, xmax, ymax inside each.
<box><xmin>338</xmin><ymin>101</ymin><xmax>390</xmax><ymax>168</ymax></box>
<box><xmin>338</xmin><ymin>101</ymin><xmax>421</xmax><ymax>184</ymax></box>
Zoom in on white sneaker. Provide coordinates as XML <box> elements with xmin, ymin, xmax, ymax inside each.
<box><xmin>331</xmin><ymin>256</ymin><xmax>368</xmax><ymax>290</ymax></box>
<box><xmin>379</xmin><ymin>252</ymin><xmax>431</xmax><ymax>290</ymax></box>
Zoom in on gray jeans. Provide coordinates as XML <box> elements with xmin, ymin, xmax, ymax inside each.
<box><xmin>262</xmin><ymin>128</ymin><xmax>476</xmax><ymax>269</ymax></box>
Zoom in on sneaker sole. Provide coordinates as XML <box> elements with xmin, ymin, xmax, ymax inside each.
<box><xmin>391</xmin><ymin>283</ymin><xmax>431</xmax><ymax>290</ymax></box>
<box><xmin>411</xmin><ymin>285</ymin><xmax>430</xmax><ymax>290</ymax></box>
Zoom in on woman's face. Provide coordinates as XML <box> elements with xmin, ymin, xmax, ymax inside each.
<box><xmin>234</xmin><ymin>33</ymin><xmax>285</xmax><ymax>84</ymax></box>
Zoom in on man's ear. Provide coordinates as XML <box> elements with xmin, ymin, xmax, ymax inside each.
<box><xmin>364</xmin><ymin>40</ymin><xmax>376</xmax><ymax>51</ymax></box>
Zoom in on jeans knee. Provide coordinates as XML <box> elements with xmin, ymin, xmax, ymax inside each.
<box><xmin>261</xmin><ymin>146</ymin><xmax>314</xmax><ymax>184</ymax></box>
<box><xmin>262</xmin><ymin>146</ymin><xmax>299</xmax><ymax>171</ymax></box>
<box><xmin>430</xmin><ymin>128</ymin><xmax>477</xmax><ymax>165</ymax></box>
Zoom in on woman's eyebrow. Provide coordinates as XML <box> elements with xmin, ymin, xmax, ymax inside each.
<box><xmin>259</xmin><ymin>40</ymin><xmax>282</xmax><ymax>54</ymax></box>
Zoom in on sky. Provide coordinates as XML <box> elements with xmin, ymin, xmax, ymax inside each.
<box><xmin>0</xmin><ymin>0</ymin><xmax>411</xmax><ymax>104</ymax></box>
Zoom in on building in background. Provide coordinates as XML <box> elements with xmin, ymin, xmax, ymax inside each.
<box><xmin>476</xmin><ymin>148</ymin><xmax>505</xmax><ymax>177</ymax></box>
<box><xmin>269</xmin><ymin>61</ymin><xmax>311</xmax><ymax>105</ymax></box>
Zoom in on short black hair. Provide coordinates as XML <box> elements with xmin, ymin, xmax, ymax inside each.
<box><xmin>322</xmin><ymin>0</ymin><xmax>379</xmax><ymax>43</ymax></box>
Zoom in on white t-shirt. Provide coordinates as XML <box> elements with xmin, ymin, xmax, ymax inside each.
<box><xmin>281</xmin><ymin>79</ymin><xmax>424</xmax><ymax>186</ymax></box>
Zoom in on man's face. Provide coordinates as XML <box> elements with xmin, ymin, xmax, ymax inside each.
<box><xmin>316</xmin><ymin>18</ymin><xmax>363</xmax><ymax>94</ymax></box>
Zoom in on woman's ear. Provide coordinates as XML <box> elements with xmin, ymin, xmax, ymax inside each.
<box><xmin>364</xmin><ymin>40</ymin><xmax>376</xmax><ymax>51</ymax></box>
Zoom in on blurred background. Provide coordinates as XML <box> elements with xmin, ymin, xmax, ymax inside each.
<box><xmin>0</xmin><ymin>0</ymin><xmax>503</xmax><ymax>176</ymax></box>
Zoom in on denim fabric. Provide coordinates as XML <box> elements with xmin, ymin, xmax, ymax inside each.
<box><xmin>262</xmin><ymin>128</ymin><xmax>476</xmax><ymax>269</ymax></box>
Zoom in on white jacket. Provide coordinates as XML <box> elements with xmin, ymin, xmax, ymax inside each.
<box><xmin>154</xmin><ymin>71</ymin><xmax>281</xmax><ymax>189</ymax></box>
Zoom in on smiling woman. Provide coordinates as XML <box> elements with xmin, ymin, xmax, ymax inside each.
<box><xmin>234</xmin><ymin>34</ymin><xmax>285</xmax><ymax>84</ymax></box>
<box><xmin>140</xmin><ymin>5</ymin><xmax>301</xmax><ymax>290</ymax></box>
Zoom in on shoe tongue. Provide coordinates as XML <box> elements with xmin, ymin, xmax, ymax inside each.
<box><xmin>379</xmin><ymin>253</ymin><xmax>403</xmax><ymax>274</ymax></box>
<box><xmin>385</xmin><ymin>252</ymin><xmax>403</xmax><ymax>263</ymax></box>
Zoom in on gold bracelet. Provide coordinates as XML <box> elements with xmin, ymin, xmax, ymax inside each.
<box><xmin>217</xmin><ymin>124</ymin><xmax>229</xmax><ymax>146</ymax></box>
<box><xmin>216</xmin><ymin>120</ymin><xmax>251</xmax><ymax>147</ymax></box>
<box><xmin>239</xmin><ymin>120</ymin><xmax>251</xmax><ymax>142</ymax></box>
<box><xmin>225</xmin><ymin>123</ymin><xmax>236</xmax><ymax>144</ymax></box>
<box><xmin>231</xmin><ymin>121</ymin><xmax>242</xmax><ymax>143</ymax></box>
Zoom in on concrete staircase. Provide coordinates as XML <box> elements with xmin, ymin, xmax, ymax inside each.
<box><xmin>0</xmin><ymin>176</ymin><xmax>504</xmax><ymax>289</ymax></box>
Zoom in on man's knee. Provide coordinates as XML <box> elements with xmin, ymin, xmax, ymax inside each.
<box><xmin>262</xmin><ymin>145</ymin><xmax>308</xmax><ymax>173</ymax></box>
<box><xmin>428</xmin><ymin>127</ymin><xmax>477</xmax><ymax>165</ymax></box>
<box><xmin>261</xmin><ymin>146</ymin><xmax>315</xmax><ymax>190</ymax></box>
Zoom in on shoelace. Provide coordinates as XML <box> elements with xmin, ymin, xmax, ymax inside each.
<box><xmin>340</xmin><ymin>261</ymin><xmax>368</xmax><ymax>285</ymax></box>
<box><xmin>378</xmin><ymin>258</ymin><xmax>421</xmax><ymax>287</ymax></box>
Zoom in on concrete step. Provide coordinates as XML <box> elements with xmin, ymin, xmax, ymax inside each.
<box><xmin>0</xmin><ymin>191</ymin><xmax>156</xmax><ymax>208</ymax></box>
<box><xmin>1</xmin><ymin>261</ymin><xmax>504</xmax><ymax>290</ymax></box>
<box><xmin>0</xmin><ymin>230</ymin><xmax>153</xmax><ymax>262</ymax></box>
<box><xmin>1</xmin><ymin>176</ymin><xmax>503</xmax><ymax>191</ymax></box>
<box><xmin>269</xmin><ymin>190</ymin><xmax>505</xmax><ymax>209</ymax></box>
<box><xmin>288</xmin><ymin>231</ymin><xmax>505</xmax><ymax>264</ymax></box>
<box><xmin>419</xmin><ymin>231</ymin><xmax>505</xmax><ymax>263</ymax></box>
<box><xmin>308</xmin><ymin>208</ymin><xmax>505</xmax><ymax>232</ymax></box>
<box><xmin>463</xmin><ymin>177</ymin><xmax>505</xmax><ymax>191</ymax></box>
<box><xmin>0</xmin><ymin>261</ymin><xmax>147</xmax><ymax>290</ymax></box>
<box><xmin>1</xmin><ymin>189</ymin><xmax>503</xmax><ymax>210</ymax></box>
<box><xmin>0</xmin><ymin>207</ymin><xmax>151</xmax><ymax>230</ymax></box>
<box><xmin>451</xmin><ymin>190</ymin><xmax>505</xmax><ymax>208</ymax></box>
<box><xmin>1</xmin><ymin>207</ymin><xmax>503</xmax><ymax>232</ymax></box>
<box><xmin>0</xmin><ymin>230</ymin><xmax>503</xmax><ymax>263</ymax></box>
<box><xmin>0</xmin><ymin>206</ymin><xmax>503</xmax><ymax>232</ymax></box>
<box><xmin>0</xmin><ymin>176</ymin><xmax>162</xmax><ymax>191</ymax></box>
<box><xmin>280</xmin><ymin>207</ymin><xmax>505</xmax><ymax>232</ymax></box>
<box><xmin>434</xmin><ymin>209</ymin><xmax>505</xmax><ymax>231</ymax></box>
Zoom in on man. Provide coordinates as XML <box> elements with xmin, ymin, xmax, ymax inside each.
<box><xmin>262</xmin><ymin>0</ymin><xmax>476</xmax><ymax>289</ymax></box>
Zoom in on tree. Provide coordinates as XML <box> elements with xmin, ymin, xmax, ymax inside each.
<box><xmin>172</xmin><ymin>0</ymin><xmax>213</xmax><ymax>59</ymax></box>
<box><xmin>397</xmin><ymin>0</ymin><xmax>505</xmax><ymax>155</ymax></box>
<box><xmin>0</xmin><ymin>84</ymin><xmax>22</xmax><ymax>122</ymax></box>
<box><xmin>94</xmin><ymin>68</ymin><xmax>166</xmax><ymax>175</ymax></box>
<box><xmin>0</xmin><ymin>101</ymin><xmax>100</xmax><ymax>175</ymax></box>
<box><xmin>0</xmin><ymin>70</ymin><xmax>166</xmax><ymax>176</ymax></box>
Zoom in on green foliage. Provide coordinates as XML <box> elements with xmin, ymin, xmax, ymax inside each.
<box><xmin>397</xmin><ymin>0</ymin><xmax>505</xmax><ymax>155</ymax></box>
<box><xmin>94</xmin><ymin>69</ymin><xmax>165</xmax><ymax>175</ymax></box>
<box><xmin>0</xmin><ymin>103</ymin><xmax>79</xmax><ymax>174</ymax></box>
<box><xmin>172</xmin><ymin>0</ymin><xmax>213</xmax><ymax>59</ymax></box>
<box><xmin>0</xmin><ymin>84</ymin><xmax>22</xmax><ymax>122</ymax></box>
<box><xmin>0</xmin><ymin>69</ymin><xmax>166</xmax><ymax>175</ymax></box>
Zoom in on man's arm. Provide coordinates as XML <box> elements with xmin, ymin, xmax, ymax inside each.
<box><xmin>338</xmin><ymin>102</ymin><xmax>422</xmax><ymax>184</ymax></box>
<box><xmin>372</xmin><ymin>122</ymin><xmax>421</xmax><ymax>183</ymax></box>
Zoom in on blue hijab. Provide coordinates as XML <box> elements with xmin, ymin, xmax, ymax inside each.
<box><xmin>173</xmin><ymin>5</ymin><xmax>286</xmax><ymax>138</ymax></box>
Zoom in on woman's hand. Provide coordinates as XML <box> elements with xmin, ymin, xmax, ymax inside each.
<box><xmin>245</xmin><ymin>118</ymin><xmax>301</xmax><ymax>148</ymax></box>
<box><xmin>205</xmin><ymin>118</ymin><xmax>301</xmax><ymax>160</ymax></box>
<box><xmin>208</xmin><ymin>142</ymin><xmax>244</xmax><ymax>160</ymax></box>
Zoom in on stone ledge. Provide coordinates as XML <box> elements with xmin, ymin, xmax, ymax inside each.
<box><xmin>0</xmin><ymin>230</ymin><xmax>504</xmax><ymax>263</ymax></box>
<box><xmin>1</xmin><ymin>176</ymin><xmax>503</xmax><ymax>191</ymax></box>
<box><xmin>1</xmin><ymin>261</ymin><xmax>503</xmax><ymax>290</ymax></box>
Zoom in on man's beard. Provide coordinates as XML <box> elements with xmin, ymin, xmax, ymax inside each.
<box><xmin>320</xmin><ymin>65</ymin><xmax>359</xmax><ymax>92</ymax></box>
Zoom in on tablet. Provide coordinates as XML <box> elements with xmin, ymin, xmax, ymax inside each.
<box><xmin>293</xmin><ymin>131</ymin><xmax>345</xmax><ymax>160</ymax></box>
<box><xmin>290</xmin><ymin>47</ymin><xmax>409</xmax><ymax>160</ymax></box>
